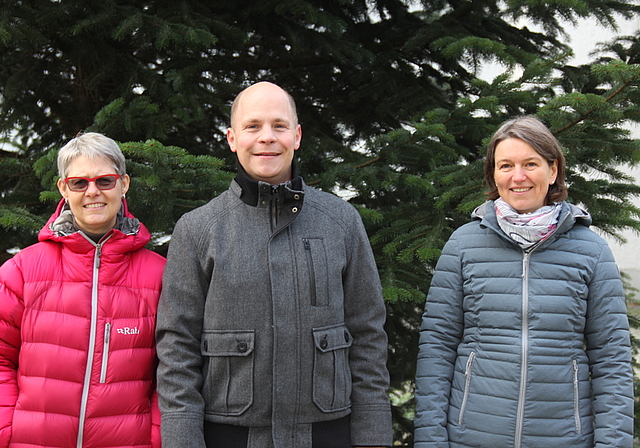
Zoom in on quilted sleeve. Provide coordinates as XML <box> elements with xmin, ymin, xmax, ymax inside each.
<box><xmin>150</xmin><ymin>388</ymin><xmax>161</xmax><ymax>448</ymax></box>
<box><xmin>0</xmin><ymin>257</ymin><xmax>24</xmax><ymax>447</ymax></box>
<box><xmin>584</xmin><ymin>241</ymin><xmax>633</xmax><ymax>448</ymax></box>
<box><xmin>414</xmin><ymin>234</ymin><xmax>465</xmax><ymax>448</ymax></box>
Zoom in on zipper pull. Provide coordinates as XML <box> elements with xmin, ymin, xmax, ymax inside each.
<box><xmin>95</xmin><ymin>244</ymin><xmax>102</xmax><ymax>270</ymax></box>
<box><xmin>465</xmin><ymin>352</ymin><xmax>475</xmax><ymax>374</ymax></box>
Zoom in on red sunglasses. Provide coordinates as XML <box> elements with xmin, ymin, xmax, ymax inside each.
<box><xmin>64</xmin><ymin>174</ymin><xmax>121</xmax><ymax>192</ymax></box>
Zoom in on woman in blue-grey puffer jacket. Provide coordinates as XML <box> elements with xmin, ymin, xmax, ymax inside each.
<box><xmin>414</xmin><ymin>116</ymin><xmax>633</xmax><ymax>448</ymax></box>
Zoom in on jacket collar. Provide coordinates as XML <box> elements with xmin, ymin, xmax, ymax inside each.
<box><xmin>38</xmin><ymin>198</ymin><xmax>151</xmax><ymax>253</ymax></box>
<box><xmin>472</xmin><ymin>200</ymin><xmax>591</xmax><ymax>249</ymax></box>
<box><xmin>232</xmin><ymin>160</ymin><xmax>305</xmax><ymax>234</ymax></box>
<box><xmin>233</xmin><ymin>159</ymin><xmax>303</xmax><ymax>207</ymax></box>
<box><xmin>48</xmin><ymin>200</ymin><xmax>141</xmax><ymax>238</ymax></box>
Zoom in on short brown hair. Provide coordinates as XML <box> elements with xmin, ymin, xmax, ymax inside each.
<box><xmin>484</xmin><ymin>116</ymin><xmax>567</xmax><ymax>204</ymax></box>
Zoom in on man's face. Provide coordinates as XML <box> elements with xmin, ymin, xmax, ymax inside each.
<box><xmin>227</xmin><ymin>82</ymin><xmax>302</xmax><ymax>185</ymax></box>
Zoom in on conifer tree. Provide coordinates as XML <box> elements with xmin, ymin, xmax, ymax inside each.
<box><xmin>2</xmin><ymin>0</ymin><xmax>640</xmax><ymax>445</ymax></box>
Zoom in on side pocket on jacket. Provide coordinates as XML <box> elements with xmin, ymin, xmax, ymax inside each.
<box><xmin>201</xmin><ymin>330</ymin><xmax>255</xmax><ymax>416</ymax></box>
<box><xmin>458</xmin><ymin>351</ymin><xmax>476</xmax><ymax>426</ymax></box>
<box><xmin>100</xmin><ymin>322</ymin><xmax>111</xmax><ymax>384</ymax></box>
<box><xmin>312</xmin><ymin>324</ymin><xmax>353</xmax><ymax>413</ymax></box>
<box><xmin>572</xmin><ymin>359</ymin><xmax>582</xmax><ymax>434</ymax></box>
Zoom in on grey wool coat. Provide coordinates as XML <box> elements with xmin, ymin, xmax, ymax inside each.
<box><xmin>414</xmin><ymin>201</ymin><xmax>633</xmax><ymax>448</ymax></box>
<box><xmin>156</xmin><ymin>177</ymin><xmax>392</xmax><ymax>448</ymax></box>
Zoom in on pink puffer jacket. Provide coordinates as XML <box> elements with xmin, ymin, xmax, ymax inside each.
<box><xmin>0</xmin><ymin>199</ymin><xmax>165</xmax><ymax>447</ymax></box>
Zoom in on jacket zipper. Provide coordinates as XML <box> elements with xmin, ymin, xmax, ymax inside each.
<box><xmin>76</xmin><ymin>243</ymin><xmax>102</xmax><ymax>448</ymax></box>
<box><xmin>270</xmin><ymin>185</ymin><xmax>279</xmax><ymax>232</ymax></box>
<box><xmin>572</xmin><ymin>359</ymin><xmax>582</xmax><ymax>433</ymax></box>
<box><xmin>303</xmin><ymin>238</ymin><xmax>317</xmax><ymax>306</ymax></box>
<box><xmin>76</xmin><ymin>235</ymin><xmax>111</xmax><ymax>448</ymax></box>
<box><xmin>100</xmin><ymin>322</ymin><xmax>112</xmax><ymax>383</ymax></box>
<box><xmin>514</xmin><ymin>251</ymin><xmax>531</xmax><ymax>448</ymax></box>
<box><xmin>458</xmin><ymin>351</ymin><xmax>476</xmax><ymax>425</ymax></box>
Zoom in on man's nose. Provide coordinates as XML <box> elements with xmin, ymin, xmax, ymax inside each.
<box><xmin>258</xmin><ymin>126</ymin><xmax>276</xmax><ymax>142</ymax></box>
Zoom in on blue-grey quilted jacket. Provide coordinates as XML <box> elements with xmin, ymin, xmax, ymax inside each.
<box><xmin>414</xmin><ymin>201</ymin><xmax>633</xmax><ymax>448</ymax></box>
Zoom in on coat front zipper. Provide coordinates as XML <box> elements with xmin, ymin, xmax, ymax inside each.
<box><xmin>100</xmin><ymin>322</ymin><xmax>112</xmax><ymax>383</ymax></box>
<box><xmin>270</xmin><ymin>185</ymin><xmax>279</xmax><ymax>232</ymax></box>
<box><xmin>514</xmin><ymin>251</ymin><xmax>531</xmax><ymax>448</ymax></box>
<box><xmin>458</xmin><ymin>351</ymin><xmax>477</xmax><ymax>425</ymax></box>
<box><xmin>76</xmin><ymin>235</ymin><xmax>111</xmax><ymax>448</ymax></box>
<box><xmin>572</xmin><ymin>359</ymin><xmax>582</xmax><ymax>433</ymax></box>
<box><xmin>303</xmin><ymin>238</ymin><xmax>317</xmax><ymax>306</ymax></box>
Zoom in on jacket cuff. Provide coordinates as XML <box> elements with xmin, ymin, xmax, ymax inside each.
<box><xmin>350</xmin><ymin>403</ymin><xmax>393</xmax><ymax>447</ymax></box>
<box><xmin>160</xmin><ymin>413</ymin><xmax>206</xmax><ymax>448</ymax></box>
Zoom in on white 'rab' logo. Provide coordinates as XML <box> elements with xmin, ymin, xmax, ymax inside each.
<box><xmin>117</xmin><ymin>327</ymin><xmax>140</xmax><ymax>335</ymax></box>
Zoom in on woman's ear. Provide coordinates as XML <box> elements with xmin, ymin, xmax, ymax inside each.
<box><xmin>57</xmin><ymin>178</ymin><xmax>68</xmax><ymax>199</ymax></box>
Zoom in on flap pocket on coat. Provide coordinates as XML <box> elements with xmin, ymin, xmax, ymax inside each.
<box><xmin>201</xmin><ymin>330</ymin><xmax>255</xmax><ymax>416</ymax></box>
<box><xmin>201</xmin><ymin>330</ymin><xmax>255</xmax><ymax>357</ymax></box>
<box><xmin>313</xmin><ymin>324</ymin><xmax>352</xmax><ymax>353</ymax></box>
<box><xmin>312</xmin><ymin>324</ymin><xmax>353</xmax><ymax>413</ymax></box>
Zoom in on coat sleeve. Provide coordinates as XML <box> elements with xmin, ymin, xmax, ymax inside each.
<box><xmin>583</xmin><ymin>241</ymin><xmax>634</xmax><ymax>448</ymax></box>
<box><xmin>341</xmin><ymin>211</ymin><xmax>393</xmax><ymax>447</ymax></box>
<box><xmin>0</xmin><ymin>258</ymin><xmax>24</xmax><ymax>447</ymax></box>
<box><xmin>155</xmin><ymin>216</ymin><xmax>208</xmax><ymax>448</ymax></box>
<box><xmin>414</xmin><ymin>234</ymin><xmax>465</xmax><ymax>448</ymax></box>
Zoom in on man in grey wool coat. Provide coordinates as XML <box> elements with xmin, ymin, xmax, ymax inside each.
<box><xmin>156</xmin><ymin>81</ymin><xmax>393</xmax><ymax>448</ymax></box>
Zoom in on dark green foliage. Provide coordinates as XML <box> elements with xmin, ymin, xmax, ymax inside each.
<box><xmin>2</xmin><ymin>0</ymin><xmax>640</xmax><ymax>445</ymax></box>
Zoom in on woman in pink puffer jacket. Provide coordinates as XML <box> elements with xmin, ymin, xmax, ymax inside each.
<box><xmin>0</xmin><ymin>132</ymin><xmax>165</xmax><ymax>447</ymax></box>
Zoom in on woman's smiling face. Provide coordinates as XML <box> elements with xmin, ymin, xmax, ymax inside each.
<box><xmin>57</xmin><ymin>155</ymin><xmax>129</xmax><ymax>234</ymax></box>
<box><xmin>494</xmin><ymin>138</ymin><xmax>558</xmax><ymax>214</ymax></box>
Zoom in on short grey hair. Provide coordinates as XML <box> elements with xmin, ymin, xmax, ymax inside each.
<box><xmin>57</xmin><ymin>132</ymin><xmax>127</xmax><ymax>179</ymax></box>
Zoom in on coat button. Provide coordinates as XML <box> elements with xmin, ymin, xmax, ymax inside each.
<box><xmin>320</xmin><ymin>338</ymin><xmax>328</xmax><ymax>350</ymax></box>
<box><xmin>237</xmin><ymin>341</ymin><xmax>248</xmax><ymax>353</ymax></box>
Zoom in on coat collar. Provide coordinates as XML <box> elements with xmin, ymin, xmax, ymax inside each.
<box><xmin>472</xmin><ymin>200</ymin><xmax>591</xmax><ymax>249</ymax></box>
<box><xmin>233</xmin><ymin>159</ymin><xmax>303</xmax><ymax>207</ymax></box>
<box><xmin>38</xmin><ymin>198</ymin><xmax>151</xmax><ymax>253</ymax></box>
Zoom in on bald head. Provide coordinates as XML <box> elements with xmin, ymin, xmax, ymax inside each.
<box><xmin>230</xmin><ymin>82</ymin><xmax>298</xmax><ymax>130</ymax></box>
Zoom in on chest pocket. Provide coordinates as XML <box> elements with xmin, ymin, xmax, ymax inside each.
<box><xmin>201</xmin><ymin>330</ymin><xmax>255</xmax><ymax>416</ymax></box>
<box><xmin>302</xmin><ymin>237</ymin><xmax>329</xmax><ymax>307</ymax></box>
<box><xmin>312</xmin><ymin>324</ymin><xmax>353</xmax><ymax>413</ymax></box>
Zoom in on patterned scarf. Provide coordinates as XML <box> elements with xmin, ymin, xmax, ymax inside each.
<box><xmin>494</xmin><ymin>198</ymin><xmax>562</xmax><ymax>249</ymax></box>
